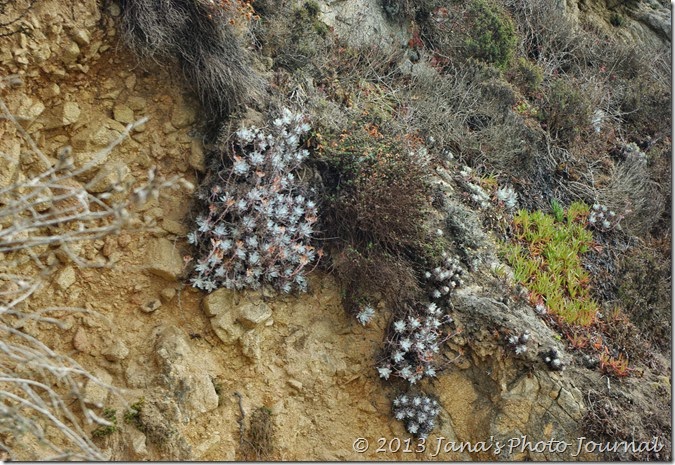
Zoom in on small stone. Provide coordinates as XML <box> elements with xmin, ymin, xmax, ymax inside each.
<box><xmin>43</xmin><ymin>102</ymin><xmax>81</xmax><ymax>129</ymax></box>
<box><xmin>85</xmin><ymin>161</ymin><xmax>130</xmax><ymax>193</ymax></box>
<box><xmin>71</xmin><ymin>117</ymin><xmax>126</xmax><ymax>152</ymax></box>
<box><xmin>189</xmin><ymin>139</ymin><xmax>205</xmax><ymax>172</ymax></box>
<box><xmin>145</xmin><ymin>238</ymin><xmax>184</xmax><ymax>281</ymax></box>
<box><xmin>46</xmin><ymin>252</ymin><xmax>59</xmax><ymax>266</ymax></box>
<box><xmin>160</xmin><ymin>287</ymin><xmax>177</xmax><ymax>303</ymax></box>
<box><xmin>113</xmin><ymin>104</ymin><xmax>134</xmax><ymax>125</ymax></box>
<box><xmin>125</xmin><ymin>359</ymin><xmax>150</xmax><ymax>388</ymax></box>
<box><xmin>14</xmin><ymin>95</ymin><xmax>45</xmax><ymax>124</ymax></box>
<box><xmin>61</xmin><ymin>41</ymin><xmax>80</xmax><ymax>65</ymax></box>
<box><xmin>240</xmin><ymin>330</ymin><xmax>262</xmax><ymax>361</ymax></box>
<box><xmin>162</xmin><ymin>218</ymin><xmax>187</xmax><ymax>235</ymax></box>
<box><xmin>83</xmin><ymin>369</ymin><xmax>112</xmax><ymax>407</ymax></box>
<box><xmin>103</xmin><ymin>340</ymin><xmax>129</xmax><ymax>362</ymax></box>
<box><xmin>44</xmin><ymin>83</ymin><xmax>60</xmax><ymax>98</ymax></box>
<box><xmin>237</xmin><ymin>302</ymin><xmax>273</xmax><ymax>330</ymax></box>
<box><xmin>211</xmin><ymin>311</ymin><xmax>244</xmax><ymax>344</ymax></box>
<box><xmin>0</xmin><ymin>140</ymin><xmax>20</xmax><ymax>188</ymax></box>
<box><xmin>107</xmin><ymin>251</ymin><xmax>123</xmax><ymax>264</ymax></box>
<box><xmin>357</xmin><ymin>400</ymin><xmax>377</xmax><ymax>414</ymax></box>
<box><xmin>125</xmin><ymin>428</ymin><xmax>148</xmax><ymax>459</ymax></box>
<box><xmin>62</xmin><ymin>102</ymin><xmax>81</xmax><ymax>125</ymax></box>
<box><xmin>202</xmin><ymin>289</ymin><xmax>237</xmax><ymax>317</ymax></box>
<box><xmin>30</xmin><ymin>188</ymin><xmax>53</xmax><ymax>212</ymax></box>
<box><xmin>142</xmin><ymin>299</ymin><xmax>162</xmax><ymax>313</ymax></box>
<box><xmin>171</xmin><ymin>103</ymin><xmax>196</xmax><ymax>129</ymax></box>
<box><xmin>55</xmin><ymin>266</ymin><xmax>76</xmax><ymax>291</ymax></box>
<box><xmin>55</xmin><ymin>241</ymin><xmax>84</xmax><ymax>264</ymax></box>
<box><xmin>108</xmin><ymin>2</ymin><xmax>121</xmax><ymax>16</ymax></box>
<box><xmin>117</xmin><ymin>233</ymin><xmax>132</xmax><ymax>248</ymax></box>
<box><xmin>287</xmin><ymin>379</ymin><xmax>303</xmax><ymax>392</ymax></box>
<box><xmin>125</xmin><ymin>75</ymin><xmax>136</xmax><ymax>91</ymax></box>
<box><xmin>102</xmin><ymin>236</ymin><xmax>115</xmax><ymax>257</ymax></box>
<box><xmin>71</xmin><ymin>29</ymin><xmax>91</xmax><ymax>46</ymax></box>
<box><xmin>126</xmin><ymin>97</ymin><xmax>146</xmax><ymax>111</ymax></box>
<box><xmin>72</xmin><ymin>326</ymin><xmax>91</xmax><ymax>352</ymax></box>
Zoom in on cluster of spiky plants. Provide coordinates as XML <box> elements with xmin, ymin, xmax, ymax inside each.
<box><xmin>377</xmin><ymin>302</ymin><xmax>453</xmax><ymax>384</ymax></box>
<box><xmin>392</xmin><ymin>393</ymin><xmax>441</xmax><ymax>438</ymax></box>
<box><xmin>588</xmin><ymin>203</ymin><xmax>618</xmax><ymax>232</ymax></box>
<box><xmin>506</xmin><ymin>329</ymin><xmax>530</xmax><ymax>355</ymax></box>
<box><xmin>187</xmin><ymin>109</ymin><xmax>318</xmax><ymax>293</ymax></box>
<box><xmin>495</xmin><ymin>185</ymin><xmax>518</xmax><ymax>210</ymax></box>
<box><xmin>355</xmin><ymin>303</ymin><xmax>376</xmax><ymax>326</ymax></box>
<box><xmin>425</xmin><ymin>252</ymin><xmax>464</xmax><ymax>300</ymax></box>
<box><xmin>542</xmin><ymin>347</ymin><xmax>564</xmax><ymax>371</ymax></box>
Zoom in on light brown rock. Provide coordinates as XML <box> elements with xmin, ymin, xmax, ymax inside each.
<box><xmin>189</xmin><ymin>139</ymin><xmax>205</xmax><ymax>172</ymax></box>
<box><xmin>124</xmin><ymin>427</ymin><xmax>148</xmax><ymax>460</ymax></box>
<box><xmin>113</xmin><ymin>104</ymin><xmax>134</xmax><ymax>124</ymax></box>
<box><xmin>237</xmin><ymin>302</ymin><xmax>273</xmax><ymax>330</ymax></box>
<box><xmin>240</xmin><ymin>330</ymin><xmax>262</xmax><ymax>361</ymax></box>
<box><xmin>202</xmin><ymin>288</ymin><xmax>237</xmax><ymax>317</ymax></box>
<box><xmin>63</xmin><ymin>101</ymin><xmax>81</xmax><ymax>124</ymax></box>
<box><xmin>126</xmin><ymin>96</ymin><xmax>146</xmax><ymax>111</ymax></box>
<box><xmin>55</xmin><ymin>266</ymin><xmax>76</xmax><ymax>291</ymax></box>
<box><xmin>154</xmin><ymin>325</ymin><xmax>219</xmax><ymax>418</ymax></box>
<box><xmin>13</xmin><ymin>94</ymin><xmax>45</xmax><ymax>124</ymax></box>
<box><xmin>171</xmin><ymin>102</ymin><xmax>196</xmax><ymax>129</ymax></box>
<box><xmin>61</xmin><ymin>40</ymin><xmax>80</xmax><ymax>65</ymax></box>
<box><xmin>42</xmin><ymin>102</ymin><xmax>81</xmax><ymax>129</ymax></box>
<box><xmin>145</xmin><ymin>238</ymin><xmax>184</xmax><ymax>281</ymax></box>
<box><xmin>141</xmin><ymin>299</ymin><xmax>162</xmax><ymax>313</ymax></box>
<box><xmin>85</xmin><ymin>160</ymin><xmax>130</xmax><ymax>193</ymax></box>
<box><xmin>211</xmin><ymin>311</ymin><xmax>244</xmax><ymax>344</ymax></box>
<box><xmin>162</xmin><ymin>218</ymin><xmax>188</xmax><ymax>235</ymax></box>
<box><xmin>103</xmin><ymin>340</ymin><xmax>129</xmax><ymax>362</ymax></box>
<box><xmin>0</xmin><ymin>140</ymin><xmax>20</xmax><ymax>188</ymax></box>
<box><xmin>72</xmin><ymin>326</ymin><xmax>91</xmax><ymax>352</ymax></box>
<box><xmin>83</xmin><ymin>369</ymin><xmax>112</xmax><ymax>407</ymax></box>
<box><xmin>160</xmin><ymin>287</ymin><xmax>177</xmax><ymax>303</ymax></box>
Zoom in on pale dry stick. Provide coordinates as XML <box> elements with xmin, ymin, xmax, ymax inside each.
<box><xmin>0</xmin><ymin>76</ymin><xmax>189</xmax><ymax>460</ymax></box>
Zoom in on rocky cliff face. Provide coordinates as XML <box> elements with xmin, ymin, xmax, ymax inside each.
<box><xmin>565</xmin><ymin>0</ymin><xmax>671</xmax><ymax>50</ymax></box>
<box><xmin>0</xmin><ymin>0</ymin><xmax>670</xmax><ymax>461</ymax></box>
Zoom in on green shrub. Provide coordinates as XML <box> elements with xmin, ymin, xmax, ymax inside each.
<box><xmin>413</xmin><ymin>0</ymin><xmax>516</xmax><ymax>70</ymax></box>
<box><xmin>609</xmin><ymin>12</ymin><xmax>625</xmax><ymax>27</ymax></box>
<box><xmin>316</xmin><ymin>124</ymin><xmax>431</xmax><ymax>256</ymax></box>
<box><xmin>124</xmin><ymin>398</ymin><xmax>145</xmax><ymax>430</ymax></box>
<box><xmin>618</xmin><ymin>71</ymin><xmax>672</xmax><ymax>139</ymax></box>
<box><xmin>293</xmin><ymin>1</ymin><xmax>329</xmax><ymax>37</ymax></box>
<box><xmin>463</xmin><ymin>0</ymin><xmax>516</xmax><ymax>69</ymax></box>
<box><xmin>540</xmin><ymin>78</ymin><xmax>593</xmax><ymax>145</ymax></box>
<box><xmin>509</xmin><ymin>57</ymin><xmax>544</xmax><ymax>95</ymax></box>
<box><xmin>92</xmin><ymin>408</ymin><xmax>118</xmax><ymax>438</ymax></box>
<box><xmin>253</xmin><ymin>0</ymin><xmax>331</xmax><ymax>72</ymax></box>
<box><xmin>617</xmin><ymin>243</ymin><xmax>671</xmax><ymax>352</ymax></box>
<box><xmin>312</xmin><ymin>119</ymin><xmax>432</xmax><ymax>309</ymax></box>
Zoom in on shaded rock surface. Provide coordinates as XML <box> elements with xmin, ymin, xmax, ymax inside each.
<box><xmin>154</xmin><ymin>325</ymin><xmax>220</xmax><ymax>419</ymax></box>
